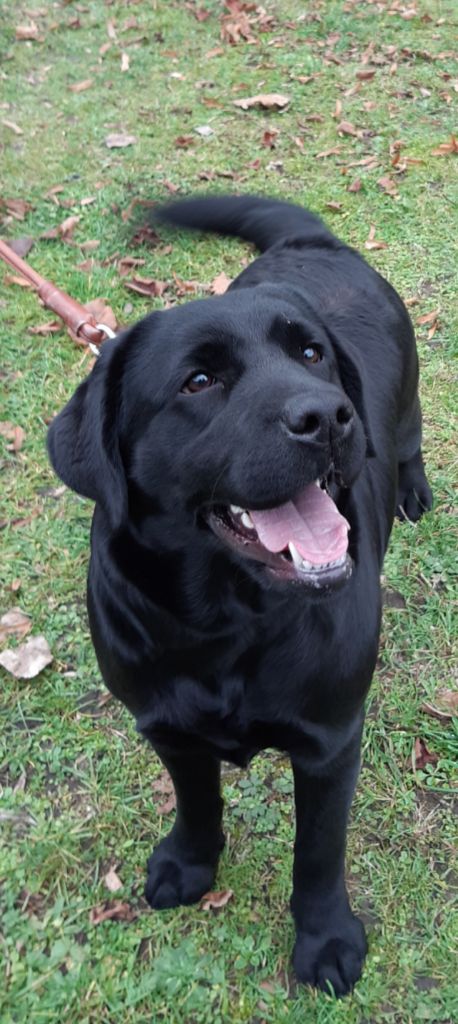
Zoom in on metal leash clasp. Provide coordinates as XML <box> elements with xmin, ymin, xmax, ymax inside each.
<box><xmin>89</xmin><ymin>322</ymin><xmax>117</xmax><ymax>358</ymax></box>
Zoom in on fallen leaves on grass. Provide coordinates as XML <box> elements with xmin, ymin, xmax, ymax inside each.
<box><xmin>69</xmin><ymin>79</ymin><xmax>93</xmax><ymax>93</ymax></box>
<box><xmin>28</xmin><ymin>320</ymin><xmax>61</xmax><ymax>335</ymax></box>
<box><xmin>2</xmin><ymin>119</ymin><xmax>23</xmax><ymax>136</ymax></box>
<box><xmin>233</xmin><ymin>93</ymin><xmax>289</xmax><ymax>111</ymax></box>
<box><xmin>174</xmin><ymin>135</ymin><xmax>195</xmax><ymax>148</ymax></box>
<box><xmin>0</xmin><ymin>422</ymin><xmax>26</xmax><ymax>452</ymax></box>
<box><xmin>15</xmin><ymin>22</ymin><xmax>40</xmax><ymax>41</ymax></box>
<box><xmin>104</xmin><ymin>867</ymin><xmax>123</xmax><ymax>893</ymax></box>
<box><xmin>431</xmin><ymin>135</ymin><xmax>458</xmax><ymax>156</ymax></box>
<box><xmin>325</xmin><ymin>201</ymin><xmax>344</xmax><ymax>212</ymax></box>
<box><xmin>104</xmin><ymin>133</ymin><xmax>137</xmax><ymax>149</ymax></box>
<box><xmin>40</xmin><ymin>215</ymin><xmax>80</xmax><ymax>243</ymax></box>
<box><xmin>6</xmin><ymin>237</ymin><xmax>34</xmax><ymax>257</ymax></box>
<box><xmin>416</xmin><ymin>308</ymin><xmax>440</xmax><ymax>326</ymax></box>
<box><xmin>121</xmin><ymin>52</ymin><xmax>130</xmax><ymax>72</ymax></box>
<box><xmin>120</xmin><ymin>197</ymin><xmax>157</xmax><ymax>223</ymax></box>
<box><xmin>1</xmin><ymin>198</ymin><xmax>34</xmax><ymax>221</ymax></box>
<box><xmin>347</xmin><ymin>178</ymin><xmax>362</xmax><ymax>192</ymax></box>
<box><xmin>365</xmin><ymin>224</ymin><xmax>388</xmax><ymax>250</ymax></box>
<box><xmin>316</xmin><ymin>146</ymin><xmax>342</xmax><ymax>159</ymax></box>
<box><xmin>378</xmin><ymin>175</ymin><xmax>399</xmax><ymax>197</ymax></box>
<box><xmin>210</xmin><ymin>272</ymin><xmax>232</xmax><ymax>295</ymax></box>
<box><xmin>413</xmin><ymin>738</ymin><xmax>439</xmax><ymax>771</ymax></box>
<box><xmin>201</xmin><ymin>889</ymin><xmax>234</xmax><ymax>911</ymax></box>
<box><xmin>261</xmin><ymin>129</ymin><xmax>278</xmax><ymax>148</ymax></box>
<box><xmin>0</xmin><ymin>635</ymin><xmax>53</xmax><ymax>679</ymax></box>
<box><xmin>125</xmin><ymin>277</ymin><xmax>167</xmax><ymax>298</ymax></box>
<box><xmin>0</xmin><ymin>608</ymin><xmax>32</xmax><ymax>644</ymax></box>
<box><xmin>3</xmin><ymin>273</ymin><xmax>34</xmax><ymax>288</ymax></box>
<box><xmin>152</xmin><ymin>771</ymin><xmax>176</xmax><ymax>815</ymax></box>
<box><xmin>90</xmin><ymin>901</ymin><xmax>136</xmax><ymax>925</ymax></box>
<box><xmin>336</xmin><ymin>120</ymin><xmax>358</xmax><ymax>137</ymax></box>
<box><xmin>421</xmin><ymin>690</ymin><xmax>458</xmax><ymax>722</ymax></box>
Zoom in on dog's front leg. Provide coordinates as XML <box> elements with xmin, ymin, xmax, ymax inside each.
<box><xmin>145</xmin><ymin>746</ymin><xmax>225</xmax><ymax>910</ymax></box>
<box><xmin>290</xmin><ymin>733</ymin><xmax>367</xmax><ymax>996</ymax></box>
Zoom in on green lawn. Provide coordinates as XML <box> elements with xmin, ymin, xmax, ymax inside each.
<box><xmin>1</xmin><ymin>2</ymin><xmax>457</xmax><ymax>1021</ymax></box>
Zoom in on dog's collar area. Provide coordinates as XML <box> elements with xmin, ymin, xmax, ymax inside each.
<box><xmin>204</xmin><ymin>478</ymin><xmax>353</xmax><ymax>590</ymax></box>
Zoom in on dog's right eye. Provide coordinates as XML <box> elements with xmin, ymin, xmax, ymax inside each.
<box><xmin>181</xmin><ymin>372</ymin><xmax>218</xmax><ymax>394</ymax></box>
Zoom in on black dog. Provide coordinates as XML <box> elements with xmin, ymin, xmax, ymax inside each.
<box><xmin>48</xmin><ymin>195</ymin><xmax>432</xmax><ymax>996</ymax></box>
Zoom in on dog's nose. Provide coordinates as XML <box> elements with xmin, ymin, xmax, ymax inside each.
<box><xmin>282</xmin><ymin>395</ymin><xmax>354</xmax><ymax>443</ymax></box>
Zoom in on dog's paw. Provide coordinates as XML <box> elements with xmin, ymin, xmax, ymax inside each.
<box><xmin>293</xmin><ymin>912</ymin><xmax>367</xmax><ymax>997</ymax></box>
<box><xmin>145</xmin><ymin>832</ymin><xmax>224</xmax><ymax>910</ymax></box>
<box><xmin>397</xmin><ymin>452</ymin><xmax>433</xmax><ymax>523</ymax></box>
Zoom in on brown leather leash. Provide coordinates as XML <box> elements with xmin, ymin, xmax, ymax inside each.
<box><xmin>0</xmin><ymin>238</ymin><xmax>115</xmax><ymax>353</ymax></box>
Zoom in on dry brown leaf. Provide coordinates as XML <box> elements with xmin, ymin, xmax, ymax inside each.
<box><xmin>28</xmin><ymin>321</ymin><xmax>61</xmax><ymax>335</ymax></box>
<box><xmin>325</xmin><ymin>201</ymin><xmax>343</xmax><ymax>212</ymax></box>
<box><xmin>156</xmin><ymin>794</ymin><xmax>176</xmax><ymax>815</ymax></box>
<box><xmin>2</xmin><ymin>119</ymin><xmax>23</xmax><ymax>136</ymax></box>
<box><xmin>201</xmin><ymin>889</ymin><xmax>234</xmax><ymax>911</ymax></box>
<box><xmin>105</xmin><ymin>133</ymin><xmax>137</xmax><ymax>149</ymax></box>
<box><xmin>7</xmin><ymin>237</ymin><xmax>34</xmax><ymax>258</ymax></box>
<box><xmin>104</xmin><ymin>867</ymin><xmax>123</xmax><ymax>893</ymax></box>
<box><xmin>40</xmin><ymin>215</ymin><xmax>80</xmax><ymax>243</ymax></box>
<box><xmin>0</xmin><ymin>635</ymin><xmax>52</xmax><ymax>679</ymax></box>
<box><xmin>206</xmin><ymin>46</ymin><xmax>224</xmax><ymax>58</ymax></box>
<box><xmin>125</xmin><ymin>277</ymin><xmax>167</xmax><ymax>298</ymax></box>
<box><xmin>1</xmin><ymin>198</ymin><xmax>34</xmax><ymax>221</ymax></box>
<box><xmin>15</xmin><ymin>22</ymin><xmax>39</xmax><ymax>41</ymax></box>
<box><xmin>120</xmin><ymin>197</ymin><xmax>157</xmax><ymax>223</ymax></box>
<box><xmin>69</xmin><ymin>79</ymin><xmax>93</xmax><ymax>93</ymax></box>
<box><xmin>378</xmin><ymin>175</ymin><xmax>399</xmax><ymax>197</ymax></box>
<box><xmin>336</xmin><ymin>120</ymin><xmax>358</xmax><ymax>137</ymax></box>
<box><xmin>0</xmin><ymin>422</ymin><xmax>25</xmax><ymax>452</ymax></box>
<box><xmin>233</xmin><ymin>93</ymin><xmax>290</xmax><ymax>111</ymax></box>
<box><xmin>0</xmin><ymin>608</ymin><xmax>32</xmax><ymax>644</ymax></box>
<box><xmin>174</xmin><ymin>135</ymin><xmax>195</xmax><ymax>148</ymax></box>
<box><xmin>261</xmin><ymin>129</ymin><xmax>278</xmax><ymax>148</ymax></box>
<box><xmin>431</xmin><ymin>135</ymin><xmax>458</xmax><ymax>156</ymax></box>
<box><xmin>316</xmin><ymin>146</ymin><xmax>342</xmax><ymax>159</ymax></box>
<box><xmin>210</xmin><ymin>272</ymin><xmax>232</xmax><ymax>295</ymax></box>
<box><xmin>365</xmin><ymin>224</ymin><xmax>388</xmax><ymax>251</ymax></box>
<box><xmin>413</xmin><ymin>737</ymin><xmax>439</xmax><ymax>771</ymax></box>
<box><xmin>90</xmin><ymin>901</ymin><xmax>136</xmax><ymax>925</ymax></box>
<box><xmin>3</xmin><ymin>273</ymin><xmax>33</xmax><ymax>288</ymax></box>
<box><xmin>347</xmin><ymin>178</ymin><xmax>362</xmax><ymax>192</ymax></box>
<box><xmin>356</xmin><ymin>69</ymin><xmax>376</xmax><ymax>81</ymax></box>
<box><xmin>417</xmin><ymin>308</ymin><xmax>440</xmax><ymax>326</ymax></box>
<box><xmin>421</xmin><ymin>689</ymin><xmax>458</xmax><ymax>722</ymax></box>
<box><xmin>79</xmin><ymin>239</ymin><xmax>101</xmax><ymax>251</ymax></box>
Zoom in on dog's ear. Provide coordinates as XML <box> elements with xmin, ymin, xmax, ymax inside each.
<box><xmin>47</xmin><ymin>337</ymin><xmax>127</xmax><ymax>527</ymax></box>
<box><xmin>328</xmin><ymin>330</ymin><xmax>376</xmax><ymax>458</ymax></box>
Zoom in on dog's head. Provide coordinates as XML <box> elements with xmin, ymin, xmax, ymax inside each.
<box><xmin>48</xmin><ymin>286</ymin><xmax>374</xmax><ymax>591</ymax></box>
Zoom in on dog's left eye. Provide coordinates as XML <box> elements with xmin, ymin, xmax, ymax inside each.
<box><xmin>302</xmin><ymin>346</ymin><xmax>322</xmax><ymax>364</ymax></box>
<box><xmin>181</xmin><ymin>372</ymin><xmax>218</xmax><ymax>394</ymax></box>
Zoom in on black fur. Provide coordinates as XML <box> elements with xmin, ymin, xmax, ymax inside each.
<box><xmin>48</xmin><ymin>195</ymin><xmax>432</xmax><ymax>996</ymax></box>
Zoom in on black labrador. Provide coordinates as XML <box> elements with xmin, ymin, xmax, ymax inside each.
<box><xmin>48</xmin><ymin>195</ymin><xmax>432</xmax><ymax>996</ymax></box>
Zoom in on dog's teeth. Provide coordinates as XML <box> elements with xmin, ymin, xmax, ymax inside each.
<box><xmin>230</xmin><ymin>504</ymin><xmax>243</xmax><ymax>515</ymax></box>
<box><xmin>288</xmin><ymin>542</ymin><xmax>303</xmax><ymax>568</ymax></box>
<box><xmin>241</xmin><ymin>512</ymin><xmax>254</xmax><ymax>530</ymax></box>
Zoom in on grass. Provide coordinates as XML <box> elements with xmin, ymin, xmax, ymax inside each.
<box><xmin>0</xmin><ymin>1</ymin><xmax>457</xmax><ymax>1021</ymax></box>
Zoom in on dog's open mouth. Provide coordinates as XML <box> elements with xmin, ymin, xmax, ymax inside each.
<box><xmin>206</xmin><ymin>479</ymin><xmax>353</xmax><ymax>589</ymax></box>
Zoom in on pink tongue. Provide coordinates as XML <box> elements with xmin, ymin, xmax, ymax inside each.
<box><xmin>249</xmin><ymin>483</ymin><xmax>349</xmax><ymax>566</ymax></box>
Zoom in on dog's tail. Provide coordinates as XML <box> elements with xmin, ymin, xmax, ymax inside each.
<box><xmin>154</xmin><ymin>194</ymin><xmax>335</xmax><ymax>253</ymax></box>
